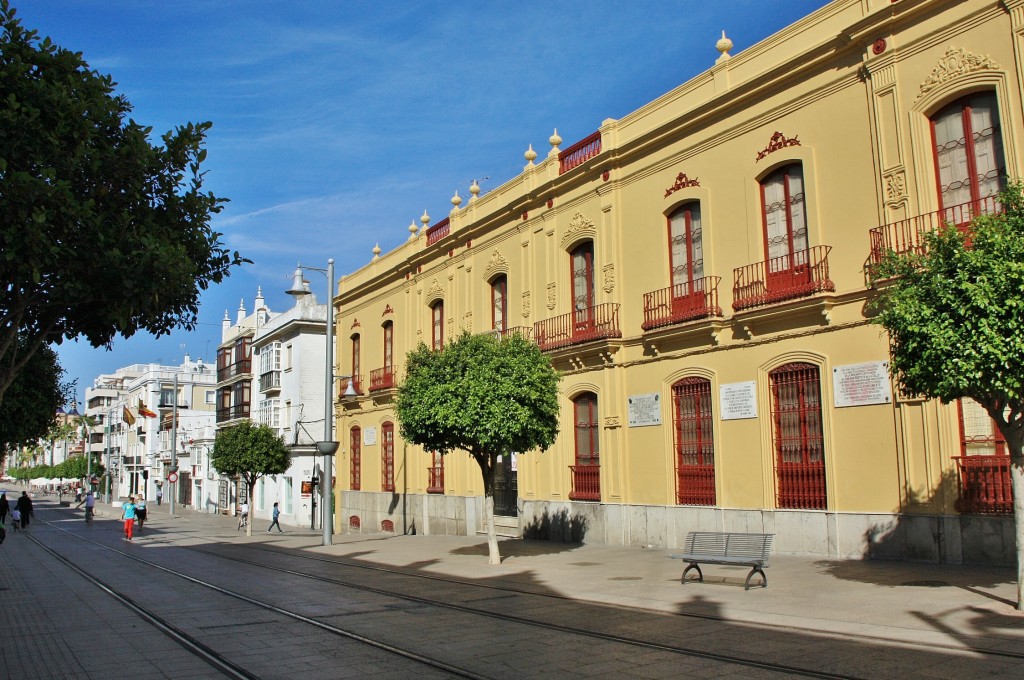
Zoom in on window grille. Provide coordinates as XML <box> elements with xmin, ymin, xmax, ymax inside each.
<box><xmin>770</xmin><ymin>363</ymin><xmax>827</xmax><ymax>510</ymax></box>
<box><xmin>382</xmin><ymin>422</ymin><xmax>395</xmax><ymax>492</ymax></box>
<box><xmin>672</xmin><ymin>377</ymin><xmax>716</xmax><ymax>505</ymax></box>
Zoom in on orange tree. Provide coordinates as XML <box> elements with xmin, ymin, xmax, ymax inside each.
<box><xmin>396</xmin><ymin>331</ymin><xmax>560</xmax><ymax>565</ymax></box>
<box><xmin>870</xmin><ymin>182</ymin><xmax>1024</xmax><ymax>609</ymax></box>
<box><xmin>211</xmin><ymin>421</ymin><xmax>290</xmax><ymax>536</ymax></box>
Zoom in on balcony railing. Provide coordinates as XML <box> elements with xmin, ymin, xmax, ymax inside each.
<box><xmin>427</xmin><ymin>465</ymin><xmax>444</xmax><ymax>494</ymax></box>
<box><xmin>216</xmin><ymin>403</ymin><xmax>251</xmax><ymax>423</ymax></box>
<box><xmin>482</xmin><ymin>326</ymin><xmax>534</xmax><ymax>341</ymax></box>
<box><xmin>259</xmin><ymin>370</ymin><xmax>281</xmax><ymax>392</ymax></box>
<box><xmin>676</xmin><ymin>464</ymin><xmax>716</xmax><ymax>506</ymax></box>
<box><xmin>733</xmin><ymin>245</ymin><xmax>834</xmax><ymax>311</ymax></box>
<box><xmin>426</xmin><ymin>217</ymin><xmax>450</xmax><ymax>246</ymax></box>
<box><xmin>568</xmin><ymin>464</ymin><xmax>600</xmax><ymax>501</ymax></box>
<box><xmin>534</xmin><ymin>303</ymin><xmax>621</xmax><ymax>352</ymax></box>
<box><xmin>558</xmin><ymin>131</ymin><xmax>602</xmax><ymax>175</ymax></box>
<box><xmin>952</xmin><ymin>455</ymin><xmax>1012</xmax><ymax>515</ymax></box>
<box><xmin>867</xmin><ymin>196</ymin><xmax>1003</xmax><ymax>271</ymax></box>
<box><xmin>338</xmin><ymin>375</ymin><xmax>363</xmax><ymax>399</ymax></box>
<box><xmin>217</xmin><ymin>359</ymin><xmax>252</xmax><ymax>382</ymax></box>
<box><xmin>369</xmin><ymin>367</ymin><xmax>395</xmax><ymax>392</ymax></box>
<box><xmin>642</xmin><ymin>276</ymin><xmax>722</xmax><ymax>331</ymax></box>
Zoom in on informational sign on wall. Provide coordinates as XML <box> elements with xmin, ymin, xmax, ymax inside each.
<box><xmin>833</xmin><ymin>361</ymin><xmax>892</xmax><ymax>408</ymax></box>
<box><xmin>719</xmin><ymin>381</ymin><xmax>757</xmax><ymax>420</ymax></box>
<box><xmin>628</xmin><ymin>393</ymin><xmax>662</xmax><ymax>427</ymax></box>
<box><xmin>363</xmin><ymin>427</ymin><xmax>377</xmax><ymax>446</ymax></box>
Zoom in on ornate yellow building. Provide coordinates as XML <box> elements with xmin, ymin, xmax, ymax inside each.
<box><xmin>333</xmin><ymin>0</ymin><xmax>1022</xmax><ymax>564</ymax></box>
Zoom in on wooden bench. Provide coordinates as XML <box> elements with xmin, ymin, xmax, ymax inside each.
<box><xmin>669</xmin><ymin>532</ymin><xmax>774</xmax><ymax>590</ymax></box>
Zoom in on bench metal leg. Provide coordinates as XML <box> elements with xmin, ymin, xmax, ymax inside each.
<box><xmin>744</xmin><ymin>565</ymin><xmax>767</xmax><ymax>590</ymax></box>
<box><xmin>681</xmin><ymin>562</ymin><xmax>703</xmax><ymax>584</ymax></box>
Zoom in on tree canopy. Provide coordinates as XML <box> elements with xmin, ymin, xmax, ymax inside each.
<box><xmin>396</xmin><ymin>331</ymin><xmax>561</xmax><ymax>564</ymax></box>
<box><xmin>0</xmin><ymin>340</ymin><xmax>67</xmax><ymax>464</ymax></box>
<box><xmin>0</xmin><ymin>1</ymin><xmax>247</xmax><ymax>406</ymax></box>
<box><xmin>870</xmin><ymin>181</ymin><xmax>1024</xmax><ymax>609</ymax></box>
<box><xmin>211</xmin><ymin>421</ymin><xmax>290</xmax><ymax>535</ymax></box>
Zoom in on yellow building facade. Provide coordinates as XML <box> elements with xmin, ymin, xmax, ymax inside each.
<box><xmin>334</xmin><ymin>0</ymin><xmax>1023</xmax><ymax>564</ymax></box>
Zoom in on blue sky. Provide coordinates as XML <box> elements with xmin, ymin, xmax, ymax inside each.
<box><xmin>13</xmin><ymin>0</ymin><xmax>828</xmax><ymax>403</ymax></box>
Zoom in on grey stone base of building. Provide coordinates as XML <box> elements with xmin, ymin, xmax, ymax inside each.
<box><xmin>341</xmin><ymin>491</ymin><xmax>1015</xmax><ymax>566</ymax></box>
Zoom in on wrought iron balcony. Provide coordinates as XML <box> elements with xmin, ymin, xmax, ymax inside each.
<box><xmin>534</xmin><ymin>303</ymin><xmax>621</xmax><ymax>352</ymax></box>
<box><xmin>369</xmin><ymin>367</ymin><xmax>395</xmax><ymax>392</ymax></box>
<box><xmin>867</xmin><ymin>196</ymin><xmax>1003</xmax><ymax>272</ymax></box>
<box><xmin>642</xmin><ymin>277</ymin><xmax>722</xmax><ymax>331</ymax></box>
<box><xmin>559</xmin><ymin>131</ymin><xmax>602</xmax><ymax>175</ymax></box>
<box><xmin>676</xmin><ymin>464</ymin><xmax>716</xmax><ymax>506</ymax></box>
<box><xmin>427</xmin><ymin>465</ymin><xmax>444</xmax><ymax>494</ymax></box>
<box><xmin>732</xmin><ymin>245</ymin><xmax>834</xmax><ymax>311</ymax></box>
<box><xmin>568</xmin><ymin>464</ymin><xmax>600</xmax><ymax>501</ymax></box>
<box><xmin>952</xmin><ymin>455</ymin><xmax>1012</xmax><ymax>515</ymax></box>
<box><xmin>426</xmin><ymin>217</ymin><xmax>450</xmax><ymax>246</ymax></box>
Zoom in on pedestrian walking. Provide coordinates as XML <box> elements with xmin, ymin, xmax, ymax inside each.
<box><xmin>266</xmin><ymin>502</ymin><xmax>283</xmax><ymax>532</ymax></box>
<box><xmin>0</xmin><ymin>492</ymin><xmax>9</xmax><ymax>526</ymax></box>
<box><xmin>121</xmin><ymin>496</ymin><xmax>137</xmax><ymax>541</ymax></box>
<box><xmin>237</xmin><ymin>501</ymin><xmax>249</xmax><ymax>530</ymax></box>
<box><xmin>156</xmin><ymin>488</ymin><xmax>163</xmax><ymax>506</ymax></box>
<box><xmin>10</xmin><ymin>508</ymin><xmax>21</xmax><ymax>533</ymax></box>
<box><xmin>136</xmin><ymin>495</ymin><xmax>147</xmax><ymax>530</ymax></box>
<box><xmin>78</xmin><ymin>490</ymin><xmax>96</xmax><ymax>523</ymax></box>
<box><xmin>15</xmin><ymin>491</ymin><xmax>32</xmax><ymax>529</ymax></box>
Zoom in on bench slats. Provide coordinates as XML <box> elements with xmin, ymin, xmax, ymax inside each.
<box><xmin>668</xmin><ymin>531</ymin><xmax>774</xmax><ymax>590</ymax></box>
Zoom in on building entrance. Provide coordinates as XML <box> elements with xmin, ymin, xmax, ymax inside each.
<box><xmin>493</xmin><ymin>453</ymin><xmax>518</xmax><ymax>517</ymax></box>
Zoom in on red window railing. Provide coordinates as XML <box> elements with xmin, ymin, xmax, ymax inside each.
<box><xmin>733</xmin><ymin>245</ymin><xmax>834</xmax><ymax>311</ymax></box>
<box><xmin>952</xmin><ymin>455</ymin><xmax>1012</xmax><ymax>515</ymax></box>
<box><xmin>497</xmin><ymin>326</ymin><xmax>534</xmax><ymax>341</ymax></box>
<box><xmin>369</xmin><ymin>367</ymin><xmax>395</xmax><ymax>392</ymax></box>
<box><xmin>642</xmin><ymin>276</ymin><xmax>722</xmax><ymax>331</ymax></box>
<box><xmin>569</xmin><ymin>464</ymin><xmax>600</xmax><ymax>501</ymax></box>
<box><xmin>426</xmin><ymin>217</ymin><xmax>450</xmax><ymax>246</ymax></box>
<box><xmin>558</xmin><ymin>131</ymin><xmax>602</xmax><ymax>175</ymax></box>
<box><xmin>867</xmin><ymin>196</ymin><xmax>1002</xmax><ymax>270</ymax></box>
<box><xmin>338</xmin><ymin>375</ymin><xmax>363</xmax><ymax>399</ymax></box>
<box><xmin>534</xmin><ymin>303</ymin><xmax>621</xmax><ymax>352</ymax></box>
<box><xmin>427</xmin><ymin>465</ymin><xmax>444</xmax><ymax>494</ymax></box>
<box><xmin>776</xmin><ymin>461</ymin><xmax>827</xmax><ymax>510</ymax></box>
<box><xmin>677</xmin><ymin>465</ymin><xmax>716</xmax><ymax>506</ymax></box>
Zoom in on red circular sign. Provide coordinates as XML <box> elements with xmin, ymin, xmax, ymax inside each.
<box><xmin>167</xmin><ymin>472</ymin><xmax>178</xmax><ymax>483</ymax></box>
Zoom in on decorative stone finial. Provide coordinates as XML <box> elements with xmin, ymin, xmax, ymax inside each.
<box><xmin>372</xmin><ymin>243</ymin><xmax>382</xmax><ymax>261</ymax></box>
<box><xmin>716</xmin><ymin>31</ymin><xmax>733</xmax><ymax>64</ymax></box>
<box><xmin>408</xmin><ymin>220</ymin><xmax>418</xmax><ymax>241</ymax></box>
<box><xmin>420</xmin><ymin>209</ymin><xmax>430</xmax><ymax>228</ymax></box>
<box><xmin>469</xmin><ymin>179</ymin><xmax>481</xmax><ymax>200</ymax></box>
<box><xmin>548</xmin><ymin>128</ymin><xmax>562</xmax><ymax>157</ymax></box>
<box><xmin>451</xmin><ymin>190</ymin><xmax>462</xmax><ymax>209</ymax></box>
<box><xmin>524</xmin><ymin>144</ymin><xmax>537</xmax><ymax>166</ymax></box>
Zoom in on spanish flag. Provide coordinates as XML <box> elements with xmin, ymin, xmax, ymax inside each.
<box><xmin>122</xmin><ymin>405</ymin><xmax>136</xmax><ymax>426</ymax></box>
<box><xmin>138</xmin><ymin>400</ymin><xmax>158</xmax><ymax>418</ymax></box>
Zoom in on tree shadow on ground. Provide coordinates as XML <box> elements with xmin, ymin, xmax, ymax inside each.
<box><xmin>521</xmin><ymin>507</ymin><xmax>588</xmax><ymax>543</ymax></box>
<box><xmin>450</xmin><ymin>538</ymin><xmax>584</xmax><ymax>559</ymax></box>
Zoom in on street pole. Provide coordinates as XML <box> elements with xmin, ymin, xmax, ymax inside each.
<box><xmin>171</xmin><ymin>372</ymin><xmax>178</xmax><ymax>515</ymax></box>
<box><xmin>323</xmin><ymin>258</ymin><xmax>335</xmax><ymax>547</ymax></box>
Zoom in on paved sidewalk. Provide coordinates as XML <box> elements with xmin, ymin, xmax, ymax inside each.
<box><xmin>5</xmin><ymin>493</ymin><xmax>1024</xmax><ymax>674</ymax></box>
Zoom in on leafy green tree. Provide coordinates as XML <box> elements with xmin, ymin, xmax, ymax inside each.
<box><xmin>211</xmin><ymin>421</ymin><xmax>291</xmax><ymax>536</ymax></box>
<box><xmin>870</xmin><ymin>181</ymin><xmax>1024</xmax><ymax>609</ymax></box>
<box><xmin>56</xmin><ymin>454</ymin><xmax>102</xmax><ymax>483</ymax></box>
<box><xmin>0</xmin><ymin>340</ymin><xmax>67</xmax><ymax>465</ymax></box>
<box><xmin>0</xmin><ymin>1</ymin><xmax>247</xmax><ymax>407</ymax></box>
<box><xmin>396</xmin><ymin>331</ymin><xmax>561</xmax><ymax>565</ymax></box>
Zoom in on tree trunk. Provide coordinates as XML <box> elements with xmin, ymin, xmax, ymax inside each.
<box><xmin>246</xmin><ymin>479</ymin><xmax>254</xmax><ymax>538</ymax></box>
<box><xmin>474</xmin><ymin>453</ymin><xmax>501</xmax><ymax>565</ymax></box>
<box><xmin>1010</xmin><ymin>447</ymin><xmax>1024</xmax><ymax>611</ymax></box>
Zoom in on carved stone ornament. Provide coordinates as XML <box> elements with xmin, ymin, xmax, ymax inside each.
<box><xmin>522</xmin><ymin>290</ymin><xmax>531</xmax><ymax>318</ymax></box>
<box><xmin>602</xmin><ymin>263</ymin><xmax>615</xmax><ymax>293</ymax></box>
<box><xmin>756</xmin><ymin>131</ymin><xmax>801</xmax><ymax>161</ymax></box>
<box><xmin>382</xmin><ymin>304</ymin><xmax>394</xmax><ymax>316</ymax></box>
<box><xmin>566</xmin><ymin>212</ymin><xmax>595</xmax><ymax>237</ymax></box>
<box><xmin>918</xmin><ymin>48</ymin><xmax>999</xmax><ymax>100</ymax></box>
<box><xmin>664</xmin><ymin>172</ymin><xmax>700</xmax><ymax>198</ymax></box>
<box><xmin>426</xmin><ymin>278</ymin><xmax>444</xmax><ymax>302</ymax></box>
<box><xmin>547</xmin><ymin>282</ymin><xmax>556</xmax><ymax>310</ymax></box>
<box><xmin>484</xmin><ymin>250</ymin><xmax>508</xmax><ymax>276</ymax></box>
<box><xmin>603</xmin><ymin>415</ymin><xmax>621</xmax><ymax>429</ymax></box>
<box><xmin>351</xmin><ymin>318</ymin><xmax>361</xmax><ymax>329</ymax></box>
<box><xmin>885</xmin><ymin>172</ymin><xmax>905</xmax><ymax>200</ymax></box>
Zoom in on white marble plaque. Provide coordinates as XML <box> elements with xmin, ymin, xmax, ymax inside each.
<box><xmin>833</xmin><ymin>361</ymin><xmax>892</xmax><ymax>408</ymax></box>
<box><xmin>628</xmin><ymin>393</ymin><xmax>662</xmax><ymax>427</ymax></box>
<box><xmin>363</xmin><ymin>426</ymin><xmax>377</xmax><ymax>446</ymax></box>
<box><xmin>720</xmin><ymin>381</ymin><xmax>757</xmax><ymax>420</ymax></box>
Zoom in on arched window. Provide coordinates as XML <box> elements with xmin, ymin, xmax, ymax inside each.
<box><xmin>569</xmin><ymin>392</ymin><xmax>600</xmax><ymax>501</ymax></box>
<box><xmin>381</xmin><ymin>421</ymin><xmax>395</xmax><ymax>492</ymax></box>
<box><xmin>427</xmin><ymin>451</ymin><xmax>444</xmax><ymax>494</ymax></box>
<box><xmin>431</xmin><ymin>300</ymin><xmax>444</xmax><ymax>350</ymax></box>
<box><xmin>931</xmin><ymin>92</ymin><xmax>1005</xmax><ymax>219</ymax></box>
<box><xmin>760</xmin><ymin>163</ymin><xmax>809</xmax><ymax>289</ymax></box>
<box><xmin>491</xmin><ymin>275</ymin><xmax>507</xmax><ymax>333</ymax></box>
<box><xmin>669</xmin><ymin>202</ymin><xmax>704</xmax><ymax>289</ymax></box>
<box><xmin>350</xmin><ymin>425</ymin><xmax>361</xmax><ymax>491</ymax></box>
<box><xmin>769</xmin><ymin>363</ymin><xmax>826</xmax><ymax>510</ymax></box>
<box><xmin>350</xmin><ymin>334</ymin><xmax>361</xmax><ymax>393</ymax></box>
<box><xmin>672</xmin><ymin>378</ymin><xmax>715</xmax><ymax>505</ymax></box>
<box><xmin>383</xmin><ymin>321</ymin><xmax>393</xmax><ymax>374</ymax></box>
<box><xmin>570</xmin><ymin>241</ymin><xmax>595</xmax><ymax>333</ymax></box>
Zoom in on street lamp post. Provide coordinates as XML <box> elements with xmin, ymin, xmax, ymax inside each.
<box><xmin>288</xmin><ymin>259</ymin><xmax>338</xmax><ymax>546</ymax></box>
<box><xmin>171</xmin><ymin>372</ymin><xmax>179</xmax><ymax>516</ymax></box>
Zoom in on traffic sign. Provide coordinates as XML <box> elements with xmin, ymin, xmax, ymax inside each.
<box><xmin>167</xmin><ymin>472</ymin><xmax>179</xmax><ymax>483</ymax></box>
